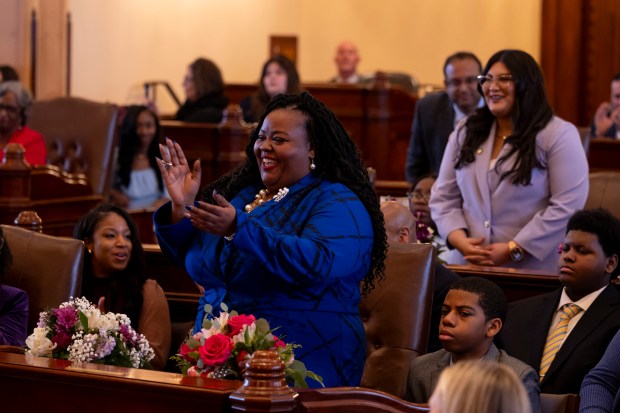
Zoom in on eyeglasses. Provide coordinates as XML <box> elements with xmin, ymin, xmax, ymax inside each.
<box><xmin>477</xmin><ymin>74</ymin><xmax>514</xmax><ymax>88</ymax></box>
<box><xmin>0</xmin><ymin>104</ymin><xmax>19</xmax><ymax>115</ymax></box>
<box><xmin>407</xmin><ymin>190</ymin><xmax>431</xmax><ymax>202</ymax></box>
<box><xmin>445</xmin><ymin>76</ymin><xmax>478</xmax><ymax>88</ymax></box>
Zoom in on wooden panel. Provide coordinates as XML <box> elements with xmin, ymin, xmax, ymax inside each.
<box><xmin>541</xmin><ymin>0</ymin><xmax>620</xmax><ymax>126</ymax></box>
<box><xmin>0</xmin><ymin>352</ymin><xmax>239</xmax><ymax>413</ymax></box>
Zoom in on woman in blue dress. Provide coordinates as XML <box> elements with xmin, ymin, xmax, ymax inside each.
<box><xmin>154</xmin><ymin>92</ymin><xmax>387</xmax><ymax>387</ymax></box>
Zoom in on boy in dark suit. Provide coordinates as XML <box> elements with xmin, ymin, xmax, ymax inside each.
<box><xmin>406</xmin><ymin>277</ymin><xmax>540</xmax><ymax>412</ymax></box>
<box><xmin>499</xmin><ymin>208</ymin><xmax>620</xmax><ymax>394</ymax></box>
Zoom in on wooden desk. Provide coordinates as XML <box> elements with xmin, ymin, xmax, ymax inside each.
<box><xmin>0</xmin><ymin>352</ymin><xmax>239</xmax><ymax>413</ymax></box>
<box><xmin>0</xmin><ymin>157</ymin><xmax>102</xmax><ymax>237</ymax></box>
<box><xmin>588</xmin><ymin>138</ymin><xmax>620</xmax><ymax>172</ymax></box>
<box><xmin>447</xmin><ymin>264</ymin><xmax>560</xmax><ymax>302</ymax></box>
<box><xmin>0</xmin><ymin>352</ymin><xmax>429</xmax><ymax>413</ymax></box>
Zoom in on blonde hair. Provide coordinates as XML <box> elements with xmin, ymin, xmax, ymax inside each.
<box><xmin>429</xmin><ymin>360</ymin><xmax>531</xmax><ymax>413</ymax></box>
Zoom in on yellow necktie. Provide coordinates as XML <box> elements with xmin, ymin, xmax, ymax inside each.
<box><xmin>539</xmin><ymin>303</ymin><xmax>582</xmax><ymax>381</ymax></box>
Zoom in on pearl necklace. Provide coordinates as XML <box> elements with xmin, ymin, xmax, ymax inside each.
<box><xmin>244</xmin><ymin>187</ymin><xmax>289</xmax><ymax>213</ymax></box>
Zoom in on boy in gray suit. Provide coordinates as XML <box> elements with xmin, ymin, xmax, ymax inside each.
<box><xmin>406</xmin><ymin>277</ymin><xmax>540</xmax><ymax>413</ymax></box>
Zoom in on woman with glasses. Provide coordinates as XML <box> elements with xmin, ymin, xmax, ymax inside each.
<box><xmin>430</xmin><ymin>49</ymin><xmax>588</xmax><ymax>271</ymax></box>
<box><xmin>0</xmin><ymin>81</ymin><xmax>47</xmax><ymax>165</ymax></box>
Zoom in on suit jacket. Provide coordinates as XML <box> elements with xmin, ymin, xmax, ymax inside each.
<box><xmin>430</xmin><ymin>116</ymin><xmax>589</xmax><ymax>272</ymax></box>
<box><xmin>406</xmin><ymin>344</ymin><xmax>540</xmax><ymax>413</ymax></box>
<box><xmin>499</xmin><ymin>285</ymin><xmax>620</xmax><ymax>394</ymax></box>
<box><xmin>405</xmin><ymin>91</ymin><xmax>454</xmax><ymax>182</ymax></box>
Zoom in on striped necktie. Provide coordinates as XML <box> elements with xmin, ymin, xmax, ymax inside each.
<box><xmin>539</xmin><ymin>303</ymin><xmax>583</xmax><ymax>381</ymax></box>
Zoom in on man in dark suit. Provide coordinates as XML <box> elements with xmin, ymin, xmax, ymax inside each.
<box><xmin>499</xmin><ymin>208</ymin><xmax>620</xmax><ymax>394</ymax></box>
<box><xmin>405</xmin><ymin>51</ymin><xmax>483</xmax><ymax>183</ymax></box>
<box><xmin>381</xmin><ymin>201</ymin><xmax>459</xmax><ymax>352</ymax></box>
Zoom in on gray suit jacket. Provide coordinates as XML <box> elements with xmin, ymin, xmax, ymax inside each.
<box><xmin>406</xmin><ymin>344</ymin><xmax>541</xmax><ymax>413</ymax></box>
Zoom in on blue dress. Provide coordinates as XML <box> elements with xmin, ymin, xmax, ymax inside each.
<box><xmin>155</xmin><ymin>174</ymin><xmax>374</xmax><ymax>387</ymax></box>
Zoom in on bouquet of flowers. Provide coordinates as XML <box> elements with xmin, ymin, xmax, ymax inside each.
<box><xmin>25</xmin><ymin>297</ymin><xmax>155</xmax><ymax>369</ymax></box>
<box><xmin>171</xmin><ymin>303</ymin><xmax>323</xmax><ymax>388</ymax></box>
<box><xmin>414</xmin><ymin>211</ymin><xmax>447</xmax><ymax>262</ymax></box>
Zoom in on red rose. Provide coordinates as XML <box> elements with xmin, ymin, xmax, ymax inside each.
<box><xmin>198</xmin><ymin>334</ymin><xmax>233</xmax><ymax>366</ymax></box>
<box><xmin>273</xmin><ymin>336</ymin><xmax>286</xmax><ymax>348</ymax></box>
<box><xmin>179</xmin><ymin>343</ymin><xmax>195</xmax><ymax>361</ymax></box>
<box><xmin>227</xmin><ymin>314</ymin><xmax>256</xmax><ymax>336</ymax></box>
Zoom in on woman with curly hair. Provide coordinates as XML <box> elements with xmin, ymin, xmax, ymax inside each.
<box><xmin>74</xmin><ymin>204</ymin><xmax>171</xmax><ymax>369</ymax></box>
<box><xmin>240</xmin><ymin>55</ymin><xmax>301</xmax><ymax>123</ymax></box>
<box><xmin>155</xmin><ymin>92</ymin><xmax>387</xmax><ymax>387</ymax></box>
<box><xmin>430</xmin><ymin>49</ymin><xmax>588</xmax><ymax>271</ymax></box>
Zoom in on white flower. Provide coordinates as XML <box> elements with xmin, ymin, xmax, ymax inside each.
<box><xmin>25</xmin><ymin>327</ymin><xmax>56</xmax><ymax>357</ymax></box>
<box><xmin>232</xmin><ymin>323</ymin><xmax>256</xmax><ymax>345</ymax></box>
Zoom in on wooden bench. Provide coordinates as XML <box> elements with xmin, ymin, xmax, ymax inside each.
<box><xmin>225</xmin><ymin>83</ymin><xmax>417</xmax><ymax>181</ymax></box>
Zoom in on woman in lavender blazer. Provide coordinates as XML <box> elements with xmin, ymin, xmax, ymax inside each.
<box><xmin>430</xmin><ymin>50</ymin><xmax>588</xmax><ymax>272</ymax></box>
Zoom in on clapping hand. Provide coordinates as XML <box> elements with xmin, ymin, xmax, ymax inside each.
<box><xmin>593</xmin><ymin>102</ymin><xmax>620</xmax><ymax>137</ymax></box>
<box><xmin>157</xmin><ymin>138</ymin><xmax>201</xmax><ymax>223</ymax></box>
<box><xmin>185</xmin><ymin>191</ymin><xmax>237</xmax><ymax>237</ymax></box>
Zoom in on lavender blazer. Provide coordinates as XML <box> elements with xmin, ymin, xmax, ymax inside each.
<box><xmin>430</xmin><ymin>116</ymin><xmax>588</xmax><ymax>272</ymax></box>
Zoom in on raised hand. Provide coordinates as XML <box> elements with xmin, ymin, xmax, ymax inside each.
<box><xmin>156</xmin><ymin>138</ymin><xmax>201</xmax><ymax>223</ymax></box>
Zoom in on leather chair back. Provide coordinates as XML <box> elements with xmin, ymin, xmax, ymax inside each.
<box><xmin>2</xmin><ymin>225</ymin><xmax>84</xmax><ymax>332</ymax></box>
<box><xmin>585</xmin><ymin>172</ymin><xmax>620</xmax><ymax>218</ymax></box>
<box><xmin>540</xmin><ymin>393</ymin><xmax>580</xmax><ymax>413</ymax></box>
<box><xmin>28</xmin><ymin>96</ymin><xmax>118</xmax><ymax>196</ymax></box>
<box><xmin>360</xmin><ymin>242</ymin><xmax>435</xmax><ymax>398</ymax></box>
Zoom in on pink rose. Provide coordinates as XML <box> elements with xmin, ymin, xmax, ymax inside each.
<box><xmin>227</xmin><ymin>314</ymin><xmax>256</xmax><ymax>336</ymax></box>
<box><xmin>198</xmin><ymin>334</ymin><xmax>232</xmax><ymax>366</ymax></box>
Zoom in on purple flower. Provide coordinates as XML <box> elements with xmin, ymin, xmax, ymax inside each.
<box><xmin>52</xmin><ymin>331</ymin><xmax>72</xmax><ymax>349</ymax></box>
<box><xmin>54</xmin><ymin>307</ymin><xmax>79</xmax><ymax>331</ymax></box>
<box><xmin>119</xmin><ymin>324</ymin><xmax>138</xmax><ymax>347</ymax></box>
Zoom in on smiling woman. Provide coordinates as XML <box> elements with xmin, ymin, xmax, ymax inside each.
<box><xmin>73</xmin><ymin>204</ymin><xmax>171</xmax><ymax>370</ymax></box>
<box><xmin>154</xmin><ymin>92</ymin><xmax>387</xmax><ymax>387</ymax></box>
<box><xmin>430</xmin><ymin>49</ymin><xmax>589</xmax><ymax>272</ymax></box>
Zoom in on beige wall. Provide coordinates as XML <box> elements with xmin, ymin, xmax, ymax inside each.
<box><xmin>67</xmin><ymin>0</ymin><xmax>541</xmax><ymax>112</ymax></box>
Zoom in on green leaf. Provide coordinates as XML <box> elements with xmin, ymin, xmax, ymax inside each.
<box><xmin>204</xmin><ymin>303</ymin><xmax>213</xmax><ymax>314</ymax></box>
<box><xmin>220</xmin><ymin>302</ymin><xmax>228</xmax><ymax>312</ymax></box>
<box><xmin>78</xmin><ymin>311</ymin><xmax>89</xmax><ymax>331</ymax></box>
<box><xmin>255</xmin><ymin>318</ymin><xmax>270</xmax><ymax>333</ymax></box>
<box><xmin>306</xmin><ymin>371</ymin><xmax>324</xmax><ymax>387</ymax></box>
<box><xmin>203</xmin><ymin>319</ymin><xmax>212</xmax><ymax>330</ymax></box>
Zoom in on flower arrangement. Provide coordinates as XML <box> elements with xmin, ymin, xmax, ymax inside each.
<box><xmin>414</xmin><ymin>211</ymin><xmax>447</xmax><ymax>262</ymax></box>
<box><xmin>25</xmin><ymin>297</ymin><xmax>155</xmax><ymax>369</ymax></box>
<box><xmin>171</xmin><ymin>303</ymin><xmax>323</xmax><ymax>388</ymax></box>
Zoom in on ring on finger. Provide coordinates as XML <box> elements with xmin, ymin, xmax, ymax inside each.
<box><xmin>161</xmin><ymin>159</ymin><xmax>173</xmax><ymax>170</ymax></box>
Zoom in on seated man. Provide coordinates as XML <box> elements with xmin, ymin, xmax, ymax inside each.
<box><xmin>330</xmin><ymin>41</ymin><xmax>362</xmax><ymax>84</ymax></box>
<box><xmin>499</xmin><ymin>208</ymin><xmax>620</xmax><ymax>394</ymax></box>
<box><xmin>405</xmin><ymin>277</ymin><xmax>540</xmax><ymax>413</ymax></box>
<box><xmin>591</xmin><ymin>72</ymin><xmax>620</xmax><ymax>139</ymax></box>
<box><xmin>381</xmin><ymin>201</ymin><xmax>459</xmax><ymax>352</ymax></box>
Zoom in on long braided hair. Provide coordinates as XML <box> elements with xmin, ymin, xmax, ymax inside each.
<box><xmin>455</xmin><ymin>49</ymin><xmax>554</xmax><ymax>185</ymax></box>
<box><xmin>199</xmin><ymin>92</ymin><xmax>387</xmax><ymax>293</ymax></box>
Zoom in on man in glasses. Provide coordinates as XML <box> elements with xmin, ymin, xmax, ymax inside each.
<box><xmin>591</xmin><ymin>72</ymin><xmax>620</xmax><ymax>139</ymax></box>
<box><xmin>405</xmin><ymin>52</ymin><xmax>484</xmax><ymax>183</ymax></box>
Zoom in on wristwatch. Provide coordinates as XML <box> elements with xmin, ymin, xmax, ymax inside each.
<box><xmin>508</xmin><ymin>240</ymin><xmax>525</xmax><ymax>262</ymax></box>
